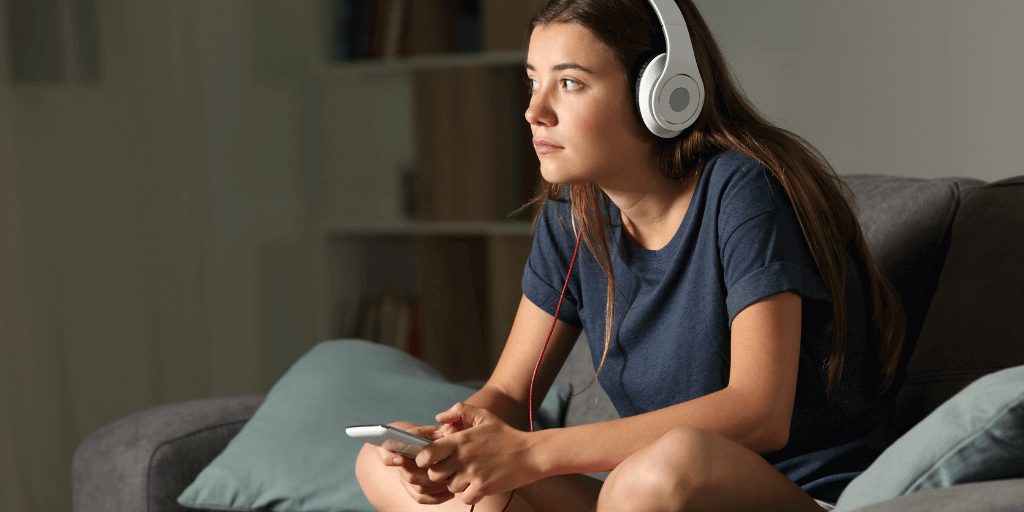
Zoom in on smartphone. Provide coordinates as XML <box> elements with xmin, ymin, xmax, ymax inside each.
<box><xmin>346</xmin><ymin>424</ymin><xmax>432</xmax><ymax>457</ymax></box>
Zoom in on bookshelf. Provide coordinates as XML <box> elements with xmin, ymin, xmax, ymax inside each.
<box><xmin>319</xmin><ymin>0</ymin><xmax>545</xmax><ymax>381</ymax></box>
<box><xmin>316</xmin><ymin>50</ymin><xmax>527</xmax><ymax>77</ymax></box>
<box><xmin>323</xmin><ymin>0</ymin><xmax>546</xmax><ymax>66</ymax></box>
<box><xmin>323</xmin><ymin>227</ymin><xmax>535</xmax><ymax>382</ymax></box>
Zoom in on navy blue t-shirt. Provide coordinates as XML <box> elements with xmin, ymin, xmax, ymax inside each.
<box><xmin>522</xmin><ymin>150</ymin><xmax>893</xmax><ymax>502</ymax></box>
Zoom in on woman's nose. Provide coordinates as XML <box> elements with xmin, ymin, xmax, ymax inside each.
<box><xmin>525</xmin><ymin>92</ymin><xmax>556</xmax><ymax>127</ymax></box>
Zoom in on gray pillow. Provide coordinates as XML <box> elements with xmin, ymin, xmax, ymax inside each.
<box><xmin>178</xmin><ymin>339</ymin><xmax>570</xmax><ymax>512</ymax></box>
<box><xmin>834</xmin><ymin>365</ymin><xmax>1024</xmax><ymax>511</ymax></box>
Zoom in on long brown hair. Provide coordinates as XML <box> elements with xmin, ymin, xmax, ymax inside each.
<box><xmin>527</xmin><ymin>0</ymin><xmax>905</xmax><ymax>393</ymax></box>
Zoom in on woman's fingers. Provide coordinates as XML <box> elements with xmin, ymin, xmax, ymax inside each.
<box><xmin>423</xmin><ymin>447</ymin><xmax>478</xmax><ymax>500</ymax></box>
<box><xmin>415</xmin><ymin>431</ymin><xmax>458</xmax><ymax>468</ymax></box>
<box><xmin>412</xmin><ymin>405</ymin><xmax>527</xmax><ymax>504</ymax></box>
<box><xmin>447</xmin><ymin>471</ymin><xmax>482</xmax><ymax>505</ymax></box>
<box><xmin>396</xmin><ymin>457</ymin><xmax>453</xmax><ymax>499</ymax></box>
<box><xmin>397</xmin><ymin>457</ymin><xmax>433</xmax><ymax>483</ymax></box>
<box><xmin>376</xmin><ymin>446</ymin><xmax>404</xmax><ymax>466</ymax></box>
<box><xmin>373</xmin><ymin>422</ymin><xmax>451</xmax><ymax>467</ymax></box>
<box><xmin>372</xmin><ymin>421</ymin><xmax>432</xmax><ymax>466</ymax></box>
<box><xmin>398</xmin><ymin>474</ymin><xmax>455</xmax><ymax>505</ymax></box>
<box><xmin>435</xmin><ymin>401</ymin><xmax>490</xmax><ymax>428</ymax></box>
<box><xmin>369</xmin><ymin>422</ymin><xmax>463</xmax><ymax>504</ymax></box>
<box><xmin>407</xmin><ymin>423</ymin><xmax>447</xmax><ymax>441</ymax></box>
<box><xmin>426</xmin><ymin>460</ymin><xmax>456</xmax><ymax>483</ymax></box>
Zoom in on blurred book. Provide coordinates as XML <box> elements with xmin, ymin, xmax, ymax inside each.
<box><xmin>330</xmin><ymin>0</ymin><xmax>370</xmax><ymax>61</ymax></box>
<box><xmin>346</xmin><ymin>291</ymin><xmax>421</xmax><ymax>355</ymax></box>
<box><xmin>329</xmin><ymin>0</ymin><xmax>485</xmax><ymax>62</ymax></box>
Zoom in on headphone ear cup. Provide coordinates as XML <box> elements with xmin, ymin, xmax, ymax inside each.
<box><xmin>635</xmin><ymin>55</ymin><xmax>657</xmax><ymax>110</ymax></box>
<box><xmin>635</xmin><ymin>53</ymin><xmax>682</xmax><ymax>138</ymax></box>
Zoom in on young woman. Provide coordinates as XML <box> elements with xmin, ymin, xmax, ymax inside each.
<box><xmin>355</xmin><ymin>1</ymin><xmax>905</xmax><ymax>510</ymax></box>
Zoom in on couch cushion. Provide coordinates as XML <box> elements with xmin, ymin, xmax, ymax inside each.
<box><xmin>842</xmin><ymin>175</ymin><xmax>984</xmax><ymax>376</ymax></box>
<box><xmin>176</xmin><ymin>340</ymin><xmax>476</xmax><ymax>512</ymax></box>
<box><xmin>176</xmin><ymin>340</ymin><xmax>570</xmax><ymax>512</ymax></box>
<box><xmin>894</xmin><ymin>176</ymin><xmax>1024</xmax><ymax>433</ymax></box>
<box><xmin>839</xmin><ymin>478</ymin><xmax>1024</xmax><ymax>512</ymax></box>
<box><xmin>834</xmin><ymin>365</ymin><xmax>1024</xmax><ymax>511</ymax></box>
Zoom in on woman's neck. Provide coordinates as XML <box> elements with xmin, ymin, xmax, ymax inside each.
<box><xmin>603</xmin><ymin>169</ymin><xmax>699</xmax><ymax>251</ymax></box>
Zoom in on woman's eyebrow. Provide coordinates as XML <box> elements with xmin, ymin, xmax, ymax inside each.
<box><xmin>525</xmin><ymin>62</ymin><xmax>594</xmax><ymax>73</ymax></box>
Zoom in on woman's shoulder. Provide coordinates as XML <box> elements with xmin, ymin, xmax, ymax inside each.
<box><xmin>703</xmin><ymin>149</ymin><xmax>791</xmax><ymax>213</ymax></box>
<box><xmin>703</xmin><ymin>149</ymin><xmax>771</xmax><ymax>190</ymax></box>
<box><xmin>706</xmin><ymin>149</ymin><xmax>763</xmax><ymax>173</ymax></box>
<box><xmin>537</xmin><ymin>191</ymin><xmax>572</xmax><ymax>226</ymax></box>
<box><xmin>535</xmin><ymin>193</ymin><xmax>577</xmax><ymax>245</ymax></box>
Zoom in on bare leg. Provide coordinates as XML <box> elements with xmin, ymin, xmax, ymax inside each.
<box><xmin>356</xmin><ymin>425</ymin><xmax>823</xmax><ymax>512</ymax></box>
<box><xmin>597</xmin><ymin>427</ymin><xmax>823</xmax><ymax>512</ymax></box>
<box><xmin>355</xmin><ymin>442</ymin><xmax>602</xmax><ymax>512</ymax></box>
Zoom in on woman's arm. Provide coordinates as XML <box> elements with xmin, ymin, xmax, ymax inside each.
<box><xmin>371</xmin><ymin>294</ymin><xmax>580</xmax><ymax>506</ymax></box>
<box><xmin>532</xmin><ymin>291</ymin><xmax>802</xmax><ymax>477</ymax></box>
<box><xmin>417</xmin><ymin>291</ymin><xmax>803</xmax><ymax>505</ymax></box>
<box><xmin>462</xmin><ymin>294</ymin><xmax>583</xmax><ymax>431</ymax></box>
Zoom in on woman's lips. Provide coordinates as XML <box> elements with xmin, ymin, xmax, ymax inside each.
<box><xmin>533</xmin><ymin>139</ymin><xmax>564</xmax><ymax>154</ymax></box>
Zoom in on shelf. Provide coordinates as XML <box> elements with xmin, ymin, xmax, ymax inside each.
<box><xmin>317</xmin><ymin>50</ymin><xmax>527</xmax><ymax>77</ymax></box>
<box><xmin>314</xmin><ymin>0</ymin><xmax>544</xmax><ymax>380</ymax></box>
<box><xmin>323</xmin><ymin>220</ymin><xmax>534</xmax><ymax>237</ymax></box>
<box><xmin>322</xmin><ymin>227</ymin><xmax>534</xmax><ymax>381</ymax></box>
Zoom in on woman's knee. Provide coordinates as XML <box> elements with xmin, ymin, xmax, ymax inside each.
<box><xmin>354</xmin><ymin>443</ymin><xmax>373</xmax><ymax>483</ymax></box>
<box><xmin>355</xmin><ymin>443</ymin><xmax>389</xmax><ymax>503</ymax></box>
<box><xmin>600</xmin><ymin>427</ymin><xmax>715</xmax><ymax>510</ymax></box>
<box><xmin>354</xmin><ymin>422</ymin><xmax>418</xmax><ymax>490</ymax></box>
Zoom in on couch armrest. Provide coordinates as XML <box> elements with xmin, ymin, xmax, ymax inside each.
<box><xmin>72</xmin><ymin>395</ymin><xmax>265</xmax><ymax>512</ymax></box>
<box><xmin>848</xmin><ymin>478</ymin><xmax>1024</xmax><ymax>512</ymax></box>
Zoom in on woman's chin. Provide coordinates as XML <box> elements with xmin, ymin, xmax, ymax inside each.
<box><xmin>539</xmin><ymin>165</ymin><xmax>587</xmax><ymax>186</ymax></box>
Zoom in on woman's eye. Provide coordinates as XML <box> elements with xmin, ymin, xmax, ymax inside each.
<box><xmin>524</xmin><ymin>77</ymin><xmax>581</xmax><ymax>94</ymax></box>
<box><xmin>525</xmin><ymin>78</ymin><xmax>538</xmax><ymax>92</ymax></box>
<box><xmin>561</xmin><ymin>79</ymin><xmax>581</xmax><ymax>92</ymax></box>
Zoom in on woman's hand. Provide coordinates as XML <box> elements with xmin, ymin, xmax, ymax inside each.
<box><xmin>374</xmin><ymin>422</ymin><xmax>457</xmax><ymax>505</ymax></box>
<box><xmin>415</xmin><ymin>403</ymin><xmax>543</xmax><ymax>506</ymax></box>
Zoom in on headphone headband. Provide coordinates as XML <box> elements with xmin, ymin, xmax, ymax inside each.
<box><xmin>647</xmin><ymin>0</ymin><xmax>698</xmax><ymax>76</ymax></box>
<box><xmin>637</xmin><ymin>0</ymin><xmax>705</xmax><ymax>138</ymax></box>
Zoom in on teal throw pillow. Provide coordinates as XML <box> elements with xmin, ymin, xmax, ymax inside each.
<box><xmin>834</xmin><ymin>365</ymin><xmax>1024</xmax><ymax>511</ymax></box>
<box><xmin>178</xmin><ymin>339</ymin><xmax>572</xmax><ymax>512</ymax></box>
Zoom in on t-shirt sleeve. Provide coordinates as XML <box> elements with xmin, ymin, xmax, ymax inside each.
<box><xmin>521</xmin><ymin>200</ymin><xmax>583</xmax><ymax>327</ymax></box>
<box><xmin>720</xmin><ymin>194</ymin><xmax>831</xmax><ymax>324</ymax></box>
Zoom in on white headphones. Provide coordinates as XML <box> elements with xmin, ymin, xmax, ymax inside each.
<box><xmin>636</xmin><ymin>0</ymin><xmax>705</xmax><ymax>138</ymax></box>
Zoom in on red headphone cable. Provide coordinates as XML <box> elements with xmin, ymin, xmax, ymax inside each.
<box><xmin>472</xmin><ymin>227</ymin><xmax>583</xmax><ymax>512</ymax></box>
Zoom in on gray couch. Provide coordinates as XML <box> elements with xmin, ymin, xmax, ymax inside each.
<box><xmin>73</xmin><ymin>173</ymin><xmax>1024</xmax><ymax>511</ymax></box>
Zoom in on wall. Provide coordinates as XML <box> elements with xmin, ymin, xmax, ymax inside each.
<box><xmin>1</xmin><ymin>1</ymin><xmax>325</xmax><ymax>510</ymax></box>
<box><xmin>698</xmin><ymin>0</ymin><xmax>1024</xmax><ymax>181</ymax></box>
<box><xmin>2</xmin><ymin>2</ymin><xmax>1023</xmax><ymax>512</ymax></box>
